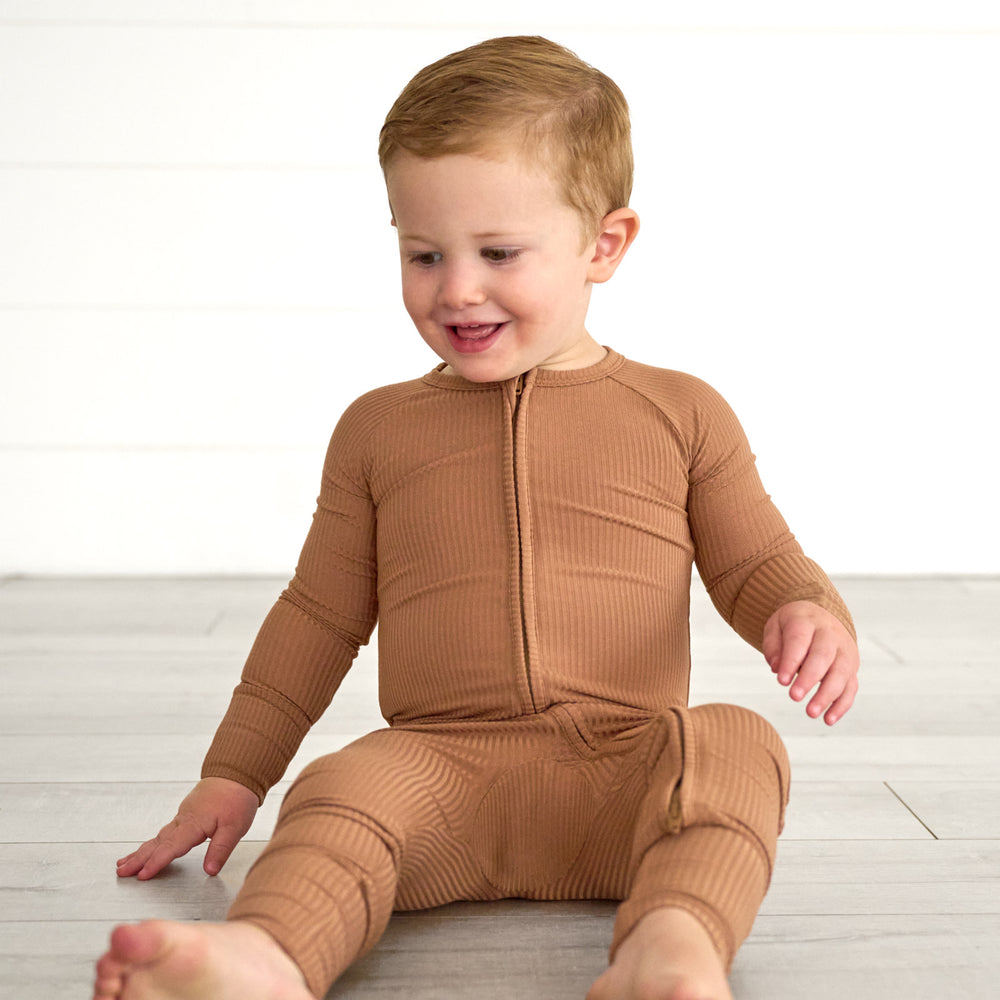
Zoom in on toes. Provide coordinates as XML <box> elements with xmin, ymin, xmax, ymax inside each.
<box><xmin>93</xmin><ymin>954</ymin><xmax>124</xmax><ymax>998</ymax></box>
<box><xmin>110</xmin><ymin>921</ymin><xmax>167</xmax><ymax>964</ymax></box>
<box><xmin>93</xmin><ymin>923</ymin><xmax>170</xmax><ymax>999</ymax></box>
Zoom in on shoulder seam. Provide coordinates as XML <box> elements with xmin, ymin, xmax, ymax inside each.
<box><xmin>330</xmin><ymin>380</ymin><xmax>439</xmax><ymax>496</ymax></box>
<box><xmin>607</xmin><ymin>368</ymin><xmax>694</xmax><ymax>472</ymax></box>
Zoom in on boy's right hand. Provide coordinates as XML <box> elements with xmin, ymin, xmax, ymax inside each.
<box><xmin>115</xmin><ymin>777</ymin><xmax>259</xmax><ymax>880</ymax></box>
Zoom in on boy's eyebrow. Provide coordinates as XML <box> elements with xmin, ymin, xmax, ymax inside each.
<box><xmin>473</xmin><ymin>232</ymin><xmax>524</xmax><ymax>241</ymax></box>
<box><xmin>397</xmin><ymin>230</ymin><xmax>527</xmax><ymax>243</ymax></box>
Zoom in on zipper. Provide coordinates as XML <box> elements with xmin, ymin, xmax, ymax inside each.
<box><xmin>510</xmin><ymin>373</ymin><xmax>537</xmax><ymax>711</ymax></box>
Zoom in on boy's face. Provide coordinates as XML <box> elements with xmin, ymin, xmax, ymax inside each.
<box><xmin>385</xmin><ymin>149</ymin><xmax>607</xmax><ymax>383</ymax></box>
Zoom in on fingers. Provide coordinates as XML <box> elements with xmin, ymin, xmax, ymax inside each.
<box><xmin>811</xmin><ymin>656</ymin><xmax>859</xmax><ymax>726</ymax></box>
<box><xmin>115</xmin><ymin>779</ymin><xmax>259</xmax><ymax>881</ymax></box>
<box><xmin>202</xmin><ymin>823</ymin><xmax>244</xmax><ymax>876</ymax></box>
<box><xmin>786</xmin><ymin>634</ymin><xmax>839</xmax><ymax>704</ymax></box>
<box><xmin>764</xmin><ymin>603</ymin><xmax>860</xmax><ymax>725</ymax></box>
<box><xmin>765</xmin><ymin>615</ymin><xmax>819</xmax><ymax>687</ymax></box>
<box><xmin>780</xmin><ymin>643</ymin><xmax>859</xmax><ymax>724</ymax></box>
<box><xmin>115</xmin><ymin>818</ymin><xmax>209</xmax><ymax>880</ymax></box>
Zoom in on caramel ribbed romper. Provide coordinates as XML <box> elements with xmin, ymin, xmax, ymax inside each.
<box><xmin>202</xmin><ymin>350</ymin><xmax>854</xmax><ymax>997</ymax></box>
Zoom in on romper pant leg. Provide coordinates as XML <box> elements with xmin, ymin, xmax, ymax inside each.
<box><xmin>611</xmin><ymin>703</ymin><xmax>790</xmax><ymax>970</ymax></box>
<box><xmin>226</xmin><ymin>726</ymin><xmax>500</xmax><ymax>998</ymax></box>
<box><xmin>225</xmin><ymin>715</ymin><xmax>600</xmax><ymax>997</ymax></box>
<box><xmin>226</xmin><ymin>704</ymin><xmax>787</xmax><ymax>994</ymax></box>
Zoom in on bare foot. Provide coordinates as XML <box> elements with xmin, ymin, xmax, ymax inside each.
<box><xmin>92</xmin><ymin>919</ymin><xmax>312</xmax><ymax>1000</ymax></box>
<box><xmin>586</xmin><ymin>907</ymin><xmax>734</xmax><ymax>1000</ymax></box>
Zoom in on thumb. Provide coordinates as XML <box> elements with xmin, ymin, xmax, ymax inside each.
<box><xmin>761</xmin><ymin>612</ymin><xmax>783</xmax><ymax>672</ymax></box>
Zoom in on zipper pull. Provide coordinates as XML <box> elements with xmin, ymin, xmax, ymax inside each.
<box><xmin>515</xmin><ymin>373</ymin><xmax>525</xmax><ymax>397</ymax></box>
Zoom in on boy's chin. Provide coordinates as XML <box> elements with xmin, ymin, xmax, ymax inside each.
<box><xmin>442</xmin><ymin>362</ymin><xmax>514</xmax><ymax>383</ymax></box>
<box><xmin>436</xmin><ymin>349</ymin><xmax>521</xmax><ymax>384</ymax></box>
<box><xmin>421</xmin><ymin>330</ymin><xmax>528</xmax><ymax>384</ymax></box>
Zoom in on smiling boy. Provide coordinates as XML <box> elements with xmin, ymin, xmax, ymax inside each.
<box><xmin>93</xmin><ymin>36</ymin><xmax>858</xmax><ymax>1000</ymax></box>
<box><xmin>388</xmin><ymin>150</ymin><xmax>633</xmax><ymax>381</ymax></box>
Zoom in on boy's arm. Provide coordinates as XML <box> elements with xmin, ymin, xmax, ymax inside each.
<box><xmin>684</xmin><ymin>381</ymin><xmax>858</xmax><ymax>722</ymax></box>
<box><xmin>200</xmin><ymin>400</ymin><xmax>380</xmax><ymax>802</ymax></box>
<box><xmin>117</xmin><ymin>587</ymin><xmax>375</xmax><ymax>880</ymax></box>
<box><xmin>117</xmin><ymin>397</ymin><xmax>381</xmax><ymax>879</ymax></box>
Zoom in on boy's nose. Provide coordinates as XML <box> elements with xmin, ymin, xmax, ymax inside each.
<box><xmin>437</xmin><ymin>263</ymin><xmax>487</xmax><ymax>310</ymax></box>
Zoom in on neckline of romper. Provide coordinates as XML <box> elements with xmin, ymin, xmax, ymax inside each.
<box><xmin>421</xmin><ymin>347</ymin><xmax>626</xmax><ymax>392</ymax></box>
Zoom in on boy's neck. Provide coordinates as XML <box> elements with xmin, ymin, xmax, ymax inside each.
<box><xmin>440</xmin><ymin>342</ymin><xmax>608</xmax><ymax>381</ymax></box>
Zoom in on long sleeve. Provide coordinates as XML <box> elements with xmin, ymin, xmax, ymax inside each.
<box><xmin>201</xmin><ymin>396</ymin><xmax>381</xmax><ymax>803</ymax></box>
<box><xmin>682</xmin><ymin>379</ymin><xmax>854</xmax><ymax>648</ymax></box>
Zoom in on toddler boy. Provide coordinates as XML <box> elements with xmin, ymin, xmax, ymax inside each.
<box><xmin>93</xmin><ymin>35</ymin><xmax>859</xmax><ymax>1000</ymax></box>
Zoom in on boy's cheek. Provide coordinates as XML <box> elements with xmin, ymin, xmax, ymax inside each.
<box><xmin>403</xmin><ymin>275</ymin><xmax>428</xmax><ymax>319</ymax></box>
<box><xmin>399</xmin><ymin>285</ymin><xmax>425</xmax><ymax>321</ymax></box>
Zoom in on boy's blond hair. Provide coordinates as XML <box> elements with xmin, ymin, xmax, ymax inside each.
<box><xmin>378</xmin><ymin>35</ymin><xmax>633</xmax><ymax>240</ymax></box>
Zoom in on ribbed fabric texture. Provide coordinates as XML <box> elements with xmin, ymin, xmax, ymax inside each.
<box><xmin>227</xmin><ymin>810</ymin><xmax>397</xmax><ymax>994</ymax></box>
<box><xmin>198</xmin><ymin>348</ymin><xmax>851</xmax><ymax>994</ymax></box>
<box><xmin>228</xmin><ymin>703</ymin><xmax>787</xmax><ymax>996</ymax></box>
<box><xmin>203</xmin><ymin>349</ymin><xmax>852</xmax><ymax>798</ymax></box>
<box><xmin>614</xmin><ymin>703</ymin><xmax>791</xmax><ymax>968</ymax></box>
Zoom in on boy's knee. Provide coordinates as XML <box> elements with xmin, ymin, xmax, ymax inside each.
<box><xmin>275</xmin><ymin>746</ymin><xmax>411</xmax><ymax>865</ymax></box>
<box><xmin>674</xmin><ymin>704</ymin><xmax>789</xmax><ymax>865</ymax></box>
<box><xmin>635</xmin><ymin>704</ymin><xmax>789</xmax><ymax>880</ymax></box>
<box><xmin>686</xmin><ymin>703</ymin><xmax>789</xmax><ymax>803</ymax></box>
<box><xmin>276</xmin><ymin>729</ymin><xmax>481</xmax><ymax>877</ymax></box>
<box><xmin>282</xmin><ymin>731</ymin><xmax>437</xmax><ymax>819</ymax></box>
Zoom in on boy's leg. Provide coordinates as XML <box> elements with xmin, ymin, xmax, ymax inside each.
<box><xmin>93</xmin><ymin>726</ymin><xmax>499</xmax><ymax>1000</ymax></box>
<box><xmin>225</xmin><ymin>793</ymin><xmax>398</xmax><ymax>996</ymax></box>
<box><xmin>226</xmin><ymin>726</ymin><xmax>496</xmax><ymax>996</ymax></box>
<box><xmin>594</xmin><ymin>704</ymin><xmax>789</xmax><ymax>996</ymax></box>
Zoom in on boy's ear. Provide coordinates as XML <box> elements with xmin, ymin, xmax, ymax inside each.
<box><xmin>588</xmin><ymin>208</ymin><xmax>640</xmax><ymax>284</ymax></box>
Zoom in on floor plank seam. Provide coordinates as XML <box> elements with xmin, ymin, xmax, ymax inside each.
<box><xmin>202</xmin><ymin>610</ymin><xmax>226</xmax><ymax>635</ymax></box>
<box><xmin>883</xmin><ymin>782</ymin><xmax>939</xmax><ymax>839</ymax></box>
<box><xmin>868</xmin><ymin>635</ymin><xmax>905</xmax><ymax>664</ymax></box>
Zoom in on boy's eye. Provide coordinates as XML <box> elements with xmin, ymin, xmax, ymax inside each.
<box><xmin>407</xmin><ymin>251</ymin><xmax>442</xmax><ymax>267</ymax></box>
<box><xmin>481</xmin><ymin>247</ymin><xmax>522</xmax><ymax>264</ymax></box>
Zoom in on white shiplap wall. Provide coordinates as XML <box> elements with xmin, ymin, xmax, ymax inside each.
<box><xmin>2</xmin><ymin>1</ymin><xmax>998</xmax><ymax>573</ymax></box>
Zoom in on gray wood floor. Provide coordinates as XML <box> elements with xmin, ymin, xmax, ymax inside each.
<box><xmin>1</xmin><ymin>576</ymin><xmax>998</xmax><ymax>999</ymax></box>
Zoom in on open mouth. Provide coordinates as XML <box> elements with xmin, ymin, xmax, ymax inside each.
<box><xmin>447</xmin><ymin>322</ymin><xmax>507</xmax><ymax>354</ymax></box>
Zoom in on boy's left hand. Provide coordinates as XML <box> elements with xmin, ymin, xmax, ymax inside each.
<box><xmin>762</xmin><ymin>601</ymin><xmax>860</xmax><ymax>725</ymax></box>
